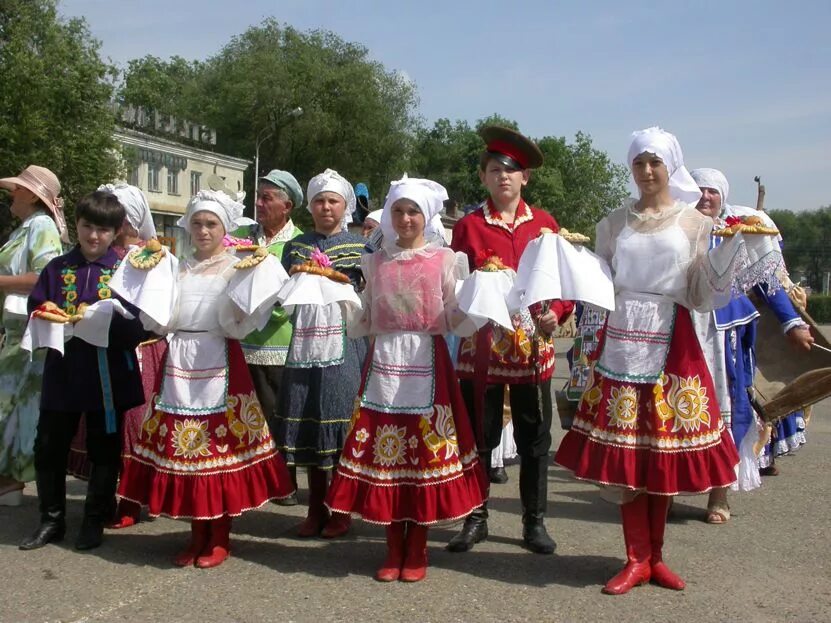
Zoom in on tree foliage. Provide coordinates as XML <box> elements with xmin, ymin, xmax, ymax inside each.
<box><xmin>769</xmin><ymin>206</ymin><xmax>831</xmax><ymax>292</ymax></box>
<box><xmin>409</xmin><ymin>117</ymin><xmax>630</xmax><ymax>236</ymax></box>
<box><xmin>119</xmin><ymin>20</ymin><xmax>420</xmax><ymax>227</ymax></box>
<box><xmin>0</xmin><ymin>0</ymin><xmax>121</xmax><ymax>238</ymax></box>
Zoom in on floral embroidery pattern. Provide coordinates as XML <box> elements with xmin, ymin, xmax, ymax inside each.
<box><xmin>372</xmin><ymin>424</ymin><xmax>408</xmax><ymax>467</ymax></box>
<box><xmin>60</xmin><ymin>267</ymin><xmax>79</xmax><ymax>314</ymax></box>
<box><xmin>667</xmin><ymin>375</ymin><xmax>711</xmax><ymax>433</ymax></box>
<box><xmin>352</xmin><ymin>427</ymin><xmax>370</xmax><ymax>459</ymax></box>
<box><xmin>238</xmin><ymin>391</ymin><xmax>267</xmax><ymax>443</ymax></box>
<box><xmin>172</xmin><ymin>418</ymin><xmax>212</xmax><ymax>459</ymax></box>
<box><xmin>606</xmin><ymin>385</ymin><xmax>638</xmax><ymax>430</ymax></box>
<box><xmin>59</xmin><ymin>262</ymin><xmax>119</xmax><ymax>314</ymax></box>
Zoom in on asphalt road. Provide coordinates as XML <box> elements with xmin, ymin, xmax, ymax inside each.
<box><xmin>1</xmin><ymin>343</ymin><xmax>829</xmax><ymax>623</ymax></box>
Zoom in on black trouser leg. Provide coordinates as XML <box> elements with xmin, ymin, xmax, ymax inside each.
<box><xmin>74</xmin><ymin>410</ymin><xmax>123</xmax><ymax>550</ymax></box>
<box><xmin>248</xmin><ymin>363</ymin><xmax>284</xmax><ymax>430</ymax></box>
<box><xmin>20</xmin><ymin>411</ymin><xmax>82</xmax><ymax>550</ymax></box>
<box><xmin>34</xmin><ymin>410</ymin><xmax>83</xmax><ymax>521</ymax></box>
<box><xmin>510</xmin><ymin>381</ymin><xmax>556</xmax><ymax>554</ymax></box>
<box><xmin>446</xmin><ymin>381</ymin><xmax>507</xmax><ymax>552</ymax></box>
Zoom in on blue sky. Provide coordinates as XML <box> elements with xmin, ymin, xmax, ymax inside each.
<box><xmin>60</xmin><ymin>0</ymin><xmax>831</xmax><ymax>212</ymax></box>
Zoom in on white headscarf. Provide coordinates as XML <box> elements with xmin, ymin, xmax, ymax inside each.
<box><xmin>364</xmin><ymin>209</ymin><xmax>384</xmax><ymax>225</ymax></box>
<box><xmin>98</xmin><ymin>183</ymin><xmax>156</xmax><ymax>241</ymax></box>
<box><xmin>177</xmin><ymin>189</ymin><xmax>254</xmax><ymax>234</ymax></box>
<box><xmin>380</xmin><ymin>175</ymin><xmax>448</xmax><ymax>249</ymax></box>
<box><xmin>627</xmin><ymin>127</ymin><xmax>702</xmax><ymax>205</ymax></box>
<box><xmin>690</xmin><ymin>168</ymin><xmax>730</xmax><ymax>206</ymax></box>
<box><xmin>306</xmin><ymin>169</ymin><xmax>356</xmax><ymax>231</ymax></box>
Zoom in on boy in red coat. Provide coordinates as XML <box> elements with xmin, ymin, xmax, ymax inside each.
<box><xmin>449</xmin><ymin>126</ymin><xmax>574</xmax><ymax>554</ymax></box>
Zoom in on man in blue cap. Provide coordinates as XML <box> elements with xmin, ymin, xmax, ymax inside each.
<box><xmin>235</xmin><ymin>169</ymin><xmax>304</xmax><ymax>503</ymax></box>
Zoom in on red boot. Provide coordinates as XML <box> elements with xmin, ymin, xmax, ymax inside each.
<box><xmin>297</xmin><ymin>468</ymin><xmax>330</xmax><ymax>538</ymax></box>
<box><xmin>173</xmin><ymin>520</ymin><xmax>210</xmax><ymax>567</ymax></box>
<box><xmin>602</xmin><ymin>495</ymin><xmax>651</xmax><ymax>595</ymax></box>
<box><xmin>108</xmin><ymin>499</ymin><xmax>141</xmax><ymax>529</ymax></box>
<box><xmin>400</xmin><ymin>523</ymin><xmax>428</xmax><ymax>582</ymax></box>
<box><xmin>375</xmin><ymin>523</ymin><xmax>406</xmax><ymax>582</ymax></box>
<box><xmin>648</xmin><ymin>495</ymin><xmax>685</xmax><ymax>590</ymax></box>
<box><xmin>321</xmin><ymin>511</ymin><xmax>352</xmax><ymax>538</ymax></box>
<box><xmin>196</xmin><ymin>516</ymin><xmax>231</xmax><ymax>569</ymax></box>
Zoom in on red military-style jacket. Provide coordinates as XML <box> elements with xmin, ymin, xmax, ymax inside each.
<box><xmin>451</xmin><ymin>198</ymin><xmax>575</xmax><ymax>384</ymax></box>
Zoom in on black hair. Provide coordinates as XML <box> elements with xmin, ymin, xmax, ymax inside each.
<box><xmin>74</xmin><ymin>190</ymin><xmax>125</xmax><ymax>230</ymax></box>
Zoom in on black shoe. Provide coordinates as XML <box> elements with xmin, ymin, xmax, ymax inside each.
<box><xmin>19</xmin><ymin>521</ymin><xmax>65</xmax><ymax>551</ymax></box>
<box><xmin>522</xmin><ymin>520</ymin><xmax>556</xmax><ymax>555</ymax></box>
<box><xmin>489</xmin><ymin>466</ymin><xmax>509</xmax><ymax>484</ymax></box>
<box><xmin>75</xmin><ymin>518</ymin><xmax>104</xmax><ymax>550</ymax></box>
<box><xmin>273</xmin><ymin>492</ymin><xmax>298</xmax><ymax>507</ymax></box>
<box><xmin>446</xmin><ymin>514</ymin><xmax>488</xmax><ymax>552</ymax></box>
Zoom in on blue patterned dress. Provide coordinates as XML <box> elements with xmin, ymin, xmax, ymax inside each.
<box><xmin>276</xmin><ymin>231</ymin><xmax>370</xmax><ymax>469</ymax></box>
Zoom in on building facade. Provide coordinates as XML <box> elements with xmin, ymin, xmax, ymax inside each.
<box><xmin>113</xmin><ymin>117</ymin><xmax>249</xmax><ymax>255</ymax></box>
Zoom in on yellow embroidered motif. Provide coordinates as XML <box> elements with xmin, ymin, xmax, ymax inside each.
<box><xmin>372</xmin><ymin>424</ymin><xmax>408</xmax><ymax>467</ymax></box>
<box><xmin>142</xmin><ymin>407</ymin><xmax>163</xmax><ymax>440</ymax></box>
<box><xmin>172</xmin><ymin>418</ymin><xmax>212</xmax><ymax>458</ymax></box>
<box><xmin>347</xmin><ymin>397</ymin><xmax>361</xmax><ymax>436</ymax></box>
<box><xmin>667</xmin><ymin>374</ymin><xmax>711</xmax><ymax>433</ymax></box>
<box><xmin>419</xmin><ymin>405</ymin><xmax>459</xmax><ymax>463</ymax></box>
<box><xmin>238</xmin><ymin>391</ymin><xmax>267</xmax><ymax>443</ymax></box>
<box><xmin>225</xmin><ymin>395</ymin><xmax>247</xmax><ymax>448</ymax></box>
<box><xmin>653</xmin><ymin>373</ymin><xmax>672</xmax><ymax>432</ymax></box>
<box><xmin>606</xmin><ymin>385</ymin><xmax>638</xmax><ymax>430</ymax></box>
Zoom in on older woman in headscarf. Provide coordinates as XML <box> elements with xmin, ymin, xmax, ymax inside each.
<box><xmin>275</xmin><ymin>169</ymin><xmax>371</xmax><ymax>539</ymax></box>
<box><xmin>555</xmin><ymin>127</ymin><xmax>782</xmax><ymax>595</ymax></box>
<box><xmin>65</xmin><ymin>183</ymin><xmax>169</xmax><ymax>528</ymax></box>
<box><xmin>325</xmin><ymin>176</ymin><xmax>485</xmax><ymax>582</ymax></box>
<box><xmin>0</xmin><ymin>165</ymin><xmax>65</xmax><ymax>505</ymax></box>
<box><xmin>690</xmin><ymin>168</ymin><xmax>812</xmax><ymax>517</ymax></box>
<box><xmin>114</xmin><ymin>189</ymin><xmax>295</xmax><ymax>568</ymax></box>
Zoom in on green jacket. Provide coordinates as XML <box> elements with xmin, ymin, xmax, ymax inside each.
<box><xmin>233</xmin><ymin>220</ymin><xmax>302</xmax><ymax>366</ymax></box>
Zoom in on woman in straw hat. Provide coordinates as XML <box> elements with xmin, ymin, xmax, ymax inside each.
<box><xmin>0</xmin><ymin>165</ymin><xmax>66</xmax><ymax>506</ymax></box>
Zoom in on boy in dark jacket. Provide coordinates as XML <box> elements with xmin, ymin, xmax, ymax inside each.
<box><xmin>20</xmin><ymin>190</ymin><xmax>146</xmax><ymax>551</ymax></box>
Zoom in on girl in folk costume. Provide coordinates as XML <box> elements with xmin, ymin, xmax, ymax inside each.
<box><xmin>326</xmin><ymin>176</ymin><xmax>486</xmax><ymax>582</ymax></box>
<box><xmin>67</xmin><ymin>183</ymin><xmax>168</xmax><ymax>530</ymax></box>
<box><xmin>114</xmin><ymin>189</ymin><xmax>294</xmax><ymax>568</ymax></box>
<box><xmin>555</xmin><ymin>127</ymin><xmax>783</xmax><ymax>594</ymax></box>
<box><xmin>275</xmin><ymin>169</ymin><xmax>371</xmax><ymax>538</ymax></box>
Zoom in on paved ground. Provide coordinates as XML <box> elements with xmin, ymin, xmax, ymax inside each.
<box><xmin>2</xmin><ymin>342</ymin><xmax>830</xmax><ymax>623</ymax></box>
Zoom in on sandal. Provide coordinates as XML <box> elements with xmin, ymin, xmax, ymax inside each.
<box><xmin>706</xmin><ymin>506</ymin><xmax>730</xmax><ymax>524</ymax></box>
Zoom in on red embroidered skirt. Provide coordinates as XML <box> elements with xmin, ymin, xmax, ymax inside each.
<box><xmin>117</xmin><ymin>340</ymin><xmax>294</xmax><ymax>519</ymax></box>
<box><xmin>326</xmin><ymin>335</ymin><xmax>487</xmax><ymax>525</ymax></box>
<box><xmin>555</xmin><ymin>308</ymin><xmax>739</xmax><ymax>495</ymax></box>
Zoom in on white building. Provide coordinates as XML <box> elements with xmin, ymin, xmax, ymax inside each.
<box><xmin>113</xmin><ymin>108</ymin><xmax>249</xmax><ymax>255</ymax></box>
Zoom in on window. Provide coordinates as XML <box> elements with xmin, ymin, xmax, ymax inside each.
<box><xmin>190</xmin><ymin>171</ymin><xmax>201</xmax><ymax>196</ymax></box>
<box><xmin>128</xmin><ymin>166</ymin><xmax>139</xmax><ymax>187</ymax></box>
<box><xmin>147</xmin><ymin>165</ymin><xmax>161</xmax><ymax>192</ymax></box>
<box><xmin>167</xmin><ymin>169</ymin><xmax>179</xmax><ymax>195</ymax></box>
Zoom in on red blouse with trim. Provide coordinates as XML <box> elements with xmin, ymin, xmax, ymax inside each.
<box><xmin>451</xmin><ymin>199</ymin><xmax>575</xmax><ymax>384</ymax></box>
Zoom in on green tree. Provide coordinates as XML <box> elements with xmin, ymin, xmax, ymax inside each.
<box><xmin>119</xmin><ymin>20</ymin><xmax>420</xmax><ymax>227</ymax></box>
<box><xmin>119</xmin><ymin>55</ymin><xmax>202</xmax><ymax>122</ymax></box>
<box><xmin>0</xmin><ymin>0</ymin><xmax>121</xmax><ymax>239</ymax></box>
<box><xmin>769</xmin><ymin>207</ymin><xmax>831</xmax><ymax>291</ymax></box>
<box><xmin>410</xmin><ymin>116</ymin><xmax>629</xmax><ymax>236</ymax></box>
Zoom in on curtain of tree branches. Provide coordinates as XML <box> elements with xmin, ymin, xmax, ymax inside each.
<box><xmin>0</xmin><ymin>0</ymin><xmax>121</xmax><ymax>239</ymax></box>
